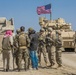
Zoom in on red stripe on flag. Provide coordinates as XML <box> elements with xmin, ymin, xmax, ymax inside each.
<box><xmin>37</xmin><ymin>6</ymin><xmax>51</xmax><ymax>15</ymax></box>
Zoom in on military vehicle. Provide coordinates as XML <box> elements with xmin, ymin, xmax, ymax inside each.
<box><xmin>39</xmin><ymin>17</ymin><xmax>75</xmax><ymax>52</ymax></box>
<box><xmin>0</xmin><ymin>17</ymin><xmax>14</xmax><ymax>51</ymax></box>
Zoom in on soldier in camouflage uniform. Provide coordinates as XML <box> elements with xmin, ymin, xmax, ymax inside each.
<box><xmin>17</xmin><ymin>26</ymin><xmax>30</xmax><ymax>71</ymax></box>
<box><xmin>13</xmin><ymin>29</ymin><xmax>20</xmax><ymax>69</ymax></box>
<box><xmin>46</xmin><ymin>28</ymin><xmax>56</xmax><ymax>68</ymax></box>
<box><xmin>55</xmin><ymin>30</ymin><xmax>63</xmax><ymax>68</ymax></box>
<box><xmin>38</xmin><ymin>28</ymin><xmax>47</xmax><ymax>67</ymax></box>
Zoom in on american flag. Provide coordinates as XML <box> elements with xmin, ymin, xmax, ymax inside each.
<box><xmin>37</xmin><ymin>4</ymin><xmax>51</xmax><ymax>15</ymax></box>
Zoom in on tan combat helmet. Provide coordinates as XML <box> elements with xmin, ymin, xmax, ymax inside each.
<box><xmin>47</xmin><ymin>27</ymin><xmax>53</xmax><ymax>32</ymax></box>
<box><xmin>56</xmin><ymin>30</ymin><xmax>61</xmax><ymax>35</ymax></box>
<box><xmin>28</xmin><ymin>27</ymin><xmax>33</xmax><ymax>32</ymax></box>
<box><xmin>16</xmin><ymin>29</ymin><xmax>20</xmax><ymax>34</ymax></box>
<box><xmin>40</xmin><ymin>28</ymin><xmax>45</xmax><ymax>32</ymax></box>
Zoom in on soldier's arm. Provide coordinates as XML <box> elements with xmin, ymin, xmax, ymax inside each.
<box><xmin>52</xmin><ymin>33</ymin><xmax>57</xmax><ymax>44</ymax></box>
<box><xmin>13</xmin><ymin>35</ymin><xmax>18</xmax><ymax>48</ymax></box>
<box><xmin>57</xmin><ymin>36</ymin><xmax>63</xmax><ymax>46</ymax></box>
<box><xmin>9</xmin><ymin>36</ymin><xmax>13</xmax><ymax>46</ymax></box>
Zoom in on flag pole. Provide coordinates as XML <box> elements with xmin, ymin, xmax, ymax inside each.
<box><xmin>50</xmin><ymin>3</ymin><xmax>52</xmax><ymax>20</ymax></box>
<box><xmin>50</xmin><ymin>12</ymin><xmax>52</xmax><ymax>20</ymax></box>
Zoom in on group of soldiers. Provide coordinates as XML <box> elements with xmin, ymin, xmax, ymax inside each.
<box><xmin>2</xmin><ymin>26</ymin><xmax>63</xmax><ymax>72</ymax></box>
<box><xmin>38</xmin><ymin>27</ymin><xmax>63</xmax><ymax>68</ymax></box>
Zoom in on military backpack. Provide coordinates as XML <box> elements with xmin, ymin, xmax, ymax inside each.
<box><xmin>18</xmin><ymin>33</ymin><xmax>27</xmax><ymax>48</ymax></box>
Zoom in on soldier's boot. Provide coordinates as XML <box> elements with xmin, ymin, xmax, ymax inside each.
<box><xmin>57</xmin><ymin>64</ymin><xmax>63</xmax><ymax>69</ymax></box>
<box><xmin>51</xmin><ymin>65</ymin><xmax>57</xmax><ymax>69</ymax></box>
<box><xmin>18</xmin><ymin>69</ymin><xmax>21</xmax><ymax>72</ymax></box>
<box><xmin>18</xmin><ymin>67</ymin><xmax>21</xmax><ymax>72</ymax></box>
<box><xmin>5</xmin><ymin>67</ymin><xmax>9</xmax><ymax>72</ymax></box>
<box><xmin>24</xmin><ymin>66</ymin><xmax>29</xmax><ymax>71</ymax></box>
<box><xmin>24</xmin><ymin>68</ymin><xmax>27</xmax><ymax>71</ymax></box>
<box><xmin>39</xmin><ymin>62</ymin><xmax>41</xmax><ymax>66</ymax></box>
<box><xmin>24</xmin><ymin>63</ymin><xmax>28</xmax><ymax>71</ymax></box>
<box><xmin>18</xmin><ymin>66</ymin><xmax>22</xmax><ymax>72</ymax></box>
<box><xmin>6</xmin><ymin>65</ymin><xmax>9</xmax><ymax>72</ymax></box>
<box><xmin>58</xmin><ymin>64</ymin><xmax>62</xmax><ymax>68</ymax></box>
<box><xmin>51</xmin><ymin>63</ymin><xmax>57</xmax><ymax>69</ymax></box>
<box><xmin>48</xmin><ymin>63</ymin><xmax>53</xmax><ymax>67</ymax></box>
<box><xmin>6</xmin><ymin>69</ymin><xmax>9</xmax><ymax>72</ymax></box>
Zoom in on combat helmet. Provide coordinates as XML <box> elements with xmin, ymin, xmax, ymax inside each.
<box><xmin>16</xmin><ymin>29</ymin><xmax>20</xmax><ymax>33</ymax></box>
<box><xmin>48</xmin><ymin>27</ymin><xmax>53</xmax><ymax>32</ymax></box>
<box><xmin>40</xmin><ymin>28</ymin><xmax>45</xmax><ymax>32</ymax></box>
<box><xmin>56</xmin><ymin>30</ymin><xmax>61</xmax><ymax>35</ymax></box>
<box><xmin>20</xmin><ymin>26</ymin><xmax>25</xmax><ymax>31</ymax></box>
<box><xmin>28</xmin><ymin>27</ymin><xmax>33</xmax><ymax>31</ymax></box>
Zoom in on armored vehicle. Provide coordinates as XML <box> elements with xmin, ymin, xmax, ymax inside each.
<box><xmin>39</xmin><ymin>17</ymin><xmax>75</xmax><ymax>52</ymax></box>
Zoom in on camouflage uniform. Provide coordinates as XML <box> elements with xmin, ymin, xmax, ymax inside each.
<box><xmin>17</xmin><ymin>26</ymin><xmax>30</xmax><ymax>71</ymax></box>
<box><xmin>46</xmin><ymin>28</ymin><xmax>56</xmax><ymax>67</ymax></box>
<box><xmin>38</xmin><ymin>29</ymin><xmax>47</xmax><ymax>66</ymax></box>
<box><xmin>56</xmin><ymin>30</ymin><xmax>63</xmax><ymax>67</ymax></box>
<box><xmin>13</xmin><ymin>29</ymin><xmax>20</xmax><ymax>68</ymax></box>
<box><xmin>18</xmin><ymin>32</ymin><xmax>29</xmax><ymax>70</ymax></box>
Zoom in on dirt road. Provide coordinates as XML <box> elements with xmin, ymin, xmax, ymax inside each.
<box><xmin>0</xmin><ymin>52</ymin><xmax>76</xmax><ymax>75</ymax></box>
<box><xmin>62</xmin><ymin>52</ymin><xmax>76</xmax><ymax>69</ymax></box>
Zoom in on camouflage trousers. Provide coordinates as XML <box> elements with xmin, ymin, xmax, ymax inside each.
<box><xmin>17</xmin><ymin>49</ymin><xmax>29</xmax><ymax>70</ymax></box>
<box><xmin>2</xmin><ymin>50</ymin><xmax>11</xmax><ymax>70</ymax></box>
<box><xmin>38</xmin><ymin>46</ymin><xmax>47</xmax><ymax>64</ymax></box>
<box><xmin>47</xmin><ymin>46</ymin><xmax>56</xmax><ymax>66</ymax></box>
<box><xmin>56</xmin><ymin>48</ymin><xmax>62</xmax><ymax>66</ymax></box>
<box><xmin>14</xmin><ymin>50</ymin><xmax>19</xmax><ymax>68</ymax></box>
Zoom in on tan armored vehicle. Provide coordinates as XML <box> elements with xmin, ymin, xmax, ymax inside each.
<box><xmin>39</xmin><ymin>17</ymin><xmax>75</xmax><ymax>51</ymax></box>
<box><xmin>0</xmin><ymin>17</ymin><xmax>14</xmax><ymax>51</ymax></box>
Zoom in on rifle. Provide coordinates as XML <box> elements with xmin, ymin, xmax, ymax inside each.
<box><xmin>39</xmin><ymin>40</ymin><xmax>45</xmax><ymax>47</ymax></box>
<box><xmin>55</xmin><ymin>24</ymin><xmax>61</xmax><ymax>47</ymax></box>
<box><xmin>55</xmin><ymin>31</ymin><xmax>62</xmax><ymax>47</ymax></box>
<box><xmin>46</xmin><ymin>36</ymin><xmax>53</xmax><ymax>46</ymax></box>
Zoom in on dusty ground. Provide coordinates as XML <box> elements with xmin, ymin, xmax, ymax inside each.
<box><xmin>0</xmin><ymin>52</ymin><xmax>76</xmax><ymax>75</ymax></box>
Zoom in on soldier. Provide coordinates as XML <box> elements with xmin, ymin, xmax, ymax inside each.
<box><xmin>73</xmin><ymin>31</ymin><xmax>76</xmax><ymax>53</ymax></box>
<box><xmin>55</xmin><ymin>30</ymin><xmax>63</xmax><ymax>68</ymax></box>
<box><xmin>13</xmin><ymin>29</ymin><xmax>20</xmax><ymax>69</ymax></box>
<box><xmin>2</xmin><ymin>30</ymin><xmax>13</xmax><ymax>72</ymax></box>
<box><xmin>46</xmin><ymin>28</ymin><xmax>56</xmax><ymax>68</ymax></box>
<box><xmin>38</xmin><ymin>28</ymin><xmax>47</xmax><ymax>67</ymax></box>
<box><xmin>17</xmin><ymin>26</ymin><xmax>30</xmax><ymax>71</ymax></box>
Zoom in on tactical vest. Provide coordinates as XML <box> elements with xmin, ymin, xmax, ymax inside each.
<box><xmin>18</xmin><ymin>32</ymin><xmax>27</xmax><ymax>49</ymax></box>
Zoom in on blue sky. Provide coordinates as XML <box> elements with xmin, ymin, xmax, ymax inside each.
<box><xmin>0</xmin><ymin>0</ymin><xmax>76</xmax><ymax>32</ymax></box>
